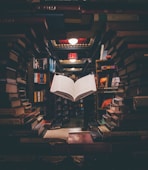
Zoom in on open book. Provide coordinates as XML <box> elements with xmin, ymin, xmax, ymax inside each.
<box><xmin>50</xmin><ymin>74</ymin><xmax>97</xmax><ymax>102</ymax></box>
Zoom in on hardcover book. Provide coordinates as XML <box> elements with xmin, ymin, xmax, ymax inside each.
<box><xmin>0</xmin><ymin>116</ymin><xmax>26</xmax><ymax>125</ymax></box>
<box><xmin>43</xmin><ymin>128</ymin><xmax>70</xmax><ymax>141</ymax></box>
<box><xmin>0</xmin><ymin>82</ymin><xmax>18</xmax><ymax>93</ymax></box>
<box><xmin>50</xmin><ymin>74</ymin><xmax>97</xmax><ymax>102</ymax></box>
<box><xmin>0</xmin><ymin>65</ymin><xmax>17</xmax><ymax>81</ymax></box>
<box><xmin>0</xmin><ymin>106</ymin><xmax>25</xmax><ymax>117</ymax></box>
<box><xmin>67</xmin><ymin>131</ymin><xmax>93</xmax><ymax>144</ymax></box>
<box><xmin>0</xmin><ymin>98</ymin><xmax>21</xmax><ymax>108</ymax></box>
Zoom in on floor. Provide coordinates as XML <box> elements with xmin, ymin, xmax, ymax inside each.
<box><xmin>1</xmin><ymin>155</ymin><xmax>148</xmax><ymax>170</ymax></box>
<box><xmin>1</xmin><ymin>115</ymin><xmax>148</xmax><ymax>170</ymax></box>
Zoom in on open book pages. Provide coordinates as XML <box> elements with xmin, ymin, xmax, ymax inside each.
<box><xmin>43</xmin><ymin>127</ymin><xmax>82</xmax><ymax>141</ymax></box>
<box><xmin>50</xmin><ymin>74</ymin><xmax>97</xmax><ymax>102</ymax></box>
<box><xmin>43</xmin><ymin>128</ymin><xmax>69</xmax><ymax>141</ymax></box>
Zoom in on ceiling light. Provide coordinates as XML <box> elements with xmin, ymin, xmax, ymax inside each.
<box><xmin>68</xmin><ymin>38</ymin><xmax>78</xmax><ymax>45</ymax></box>
<box><xmin>68</xmin><ymin>53</ymin><xmax>78</xmax><ymax>62</ymax></box>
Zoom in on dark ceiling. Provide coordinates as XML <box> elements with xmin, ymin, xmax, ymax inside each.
<box><xmin>0</xmin><ymin>0</ymin><xmax>148</xmax><ymax>77</ymax></box>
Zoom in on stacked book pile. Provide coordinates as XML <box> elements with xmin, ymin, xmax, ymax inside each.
<box><xmin>0</xmin><ymin>42</ymin><xmax>46</xmax><ymax>140</ymax></box>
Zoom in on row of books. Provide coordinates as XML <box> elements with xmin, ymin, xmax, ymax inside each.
<box><xmin>95</xmin><ymin>59</ymin><xmax>118</xmax><ymax>89</ymax></box>
<box><xmin>34</xmin><ymin>72</ymin><xmax>47</xmax><ymax>84</ymax></box>
<box><xmin>95</xmin><ymin>94</ymin><xmax>148</xmax><ymax>140</ymax></box>
<box><xmin>0</xmin><ymin>42</ymin><xmax>46</xmax><ymax>139</ymax></box>
<box><xmin>33</xmin><ymin>57</ymin><xmax>48</xmax><ymax>70</ymax></box>
<box><xmin>103</xmin><ymin>28</ymin><xmax>148</xmax><ymax>97</ymax></box>
<box><xmin>33</xmin><ymin>57</ymin><xmax>56</xmax><ymax>73</ymax></box>
<box><xmin>95</xmin><ymin>21</ymin><xmax>148</xmax><ymax>140</ymax></box>
<box><xmin>34</xmin><ymin>90</ymin><xmax>46</xmax><ymax>103</ymax></box>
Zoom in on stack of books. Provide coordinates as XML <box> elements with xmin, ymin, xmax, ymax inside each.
<box><xmin>0</xmin><ymin>42</ymin><xmax>45</xmax><ymax>139</ymax></box>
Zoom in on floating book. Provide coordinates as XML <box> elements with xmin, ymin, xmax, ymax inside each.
<box><xmin>50</xmin><ymin>74</ymin><xmax>97</xmax><ymax>102</ymax></box>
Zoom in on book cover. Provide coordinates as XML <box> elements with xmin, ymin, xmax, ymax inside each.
<box><xmin>50</xmin><ymin>74</ymin><xmax>97</xmax><ymax>102</ymax></box>
<box><xmin>67</xmin><ymin>131</ymin><xmax>93</xmax><ymax>144</ymax></box>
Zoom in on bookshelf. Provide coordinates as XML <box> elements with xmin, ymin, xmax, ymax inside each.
<box><xmin>31</xmin><ymin>57</ymin><xmax>50</xmax><ymax>117</ymax></box>
<box><xmin>52</xmin><ymin>96</ymin><xmax>71</xmax><ymax>128</ymax></box>
<box><xmin>95</xmin><ymin>20</ymin><xmax>148</xmax><ymax>138</ymax></box>
<box><xmin>51</xmin><ymin>95</ymin><xmax>85</xmax><ymax>129</ymax></box>
<box><xmin>95</xmin><ymin>58</ymin><xmax>119</xmax><ymax>119</ymax></box>
<box><xmin>0</xmin><ymin>41</ymin><xmax>44</xmax><ymax>141</ymax></box>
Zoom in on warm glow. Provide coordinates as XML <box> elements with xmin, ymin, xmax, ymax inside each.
<box><xmin>68</xmin><ymin>38</ymin><xmax>78</xmax><ymax>45</ymax></box>
<box><xmin>68</xmin><ymin>53</ymin><xmax>78</xmax><ymax>62</ymax></box>
<box><xmin>69</xmin><ymin>59</ymin><xmax>77</xmax><ymax>63</ymax></box>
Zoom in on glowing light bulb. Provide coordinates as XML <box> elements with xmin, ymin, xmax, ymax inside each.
<box><xmin>68</xmin><ymin>38</ymin><xmax>78</xmax><ymax>45</ymax></box>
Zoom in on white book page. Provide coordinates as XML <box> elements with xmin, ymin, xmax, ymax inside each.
<box><xmin>50</xmin><ymin>74</ymin><xmax>61</xmax><ymax>92</ymax></box>
<box><xmin>43</xmin><ymin>128</ymin><xmax>82</xmax><ymax>141</ymax></box>
<box><xmin>43</xmin><ymin>128</ymin><xmax>69</xmax><ymax>140</ymax></box>
<box><xmin>50</xmin><ymin>74</ymin><xmax>75</xmax><ymax>98</ymax></box>
<box><xmin>74</xmin><ymin>74</ymin><xmax>97</xmax><ymax>101</ymax></box>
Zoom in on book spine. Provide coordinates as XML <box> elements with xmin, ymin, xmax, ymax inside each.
<box><xmin>127</xmin><ymin>43</ymin><xmax>148</xmax><ymax>49</ymax></box>
<box><xmin>34</xmin><ymin>91</ymin><xmax>37</xmax><ymax>103</ymax></box>
<box><xmin>116</xmin><ymin>31</ymin><xmax>148</xmax><ymax>37</ymax></box>
<box><xmin>0</xmin><ymin>118</ymin><xmax>24</xmax><ymax>125</ymax></box>
<box><xmin>106</xmin><ymin>14</ymin><xmax>139</xmax><ymax>21</ymax></box>
<box><xmin>0</xmin><ymin>83</ymin><xmax>18</xmax><ymax>93</ymax></box>
<box><xmin>0</xmin><ymin>17</ymin><xmax>47</xmax><ymax>24</ymax></box>
<box><xmin>9</xmin><ymin>51</ymin><xmax>18</xmax><ymax>62</ymax></box>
